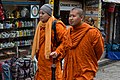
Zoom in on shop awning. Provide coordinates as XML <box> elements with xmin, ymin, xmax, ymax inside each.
<box><xmin>103</xmin><ymin>0</ymin><xmax>120</xmax><ymax>3</ymax></box>
<box><xmin>2</xmin><ymin>1</ymin><xmax>40</xmax><ymax>5</ymax></box>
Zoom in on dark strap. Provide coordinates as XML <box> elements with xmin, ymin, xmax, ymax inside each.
<box><xmin>52</xmin><ymin>20</ymin><xmax>63</xmax><ymax>70</ymax></box>
<box><xmin>52</xmin><ymin>20</ymin><xmax>57</xmax><ymax>44</ymax></box>
<box><xmin>51</xmin><ymin>20</ymin><xmax>57</xmax><ymax>80</ymax></box>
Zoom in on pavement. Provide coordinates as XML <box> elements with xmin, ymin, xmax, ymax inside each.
<box><xmin>98</xmin><ymin>58</ymin><xmax>110</xmax><ymax>66</ymax></box>
<box><xmin>98</xmin><ymin>57</ymin><xmax>120</xmax><ymax>66</ymax></box>
<box><xmin>95</xmin><ymin>58</ymin><xmax>120</xmax><ymax>80</ymax></box>
<box><xmin>98</xmin><ymin>58</ymin><xmax>120</xmax><ymax>67</ymax></box>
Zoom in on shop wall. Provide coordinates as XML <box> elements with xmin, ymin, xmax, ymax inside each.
<box><xmin>45</xmin><ymin>0</ymin><xmax>83</xmax><ymax>25</ymax></box>
<box><xmin>114</xmin><ymin>5</ymin><xmax>120</xmax><ymax>43</ymax></box>
<box><xmin>84</xmin><ymin>0</ymin><xmax>100</xmax><ymax>28</ymax></box>
<box><xmin>59</xmin><ymin>0</ymin><xmax>82</xmax><ymax>25</ymax></box>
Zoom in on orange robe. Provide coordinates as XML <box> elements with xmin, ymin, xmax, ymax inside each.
<box><xmin>34</xmin><ymin>20</ymin><xmax>71</xmax><ymax>80</ymax></box>
<box><xmin>63</xmin><ymin>22</ymin><xmax>104</xmax><ymax>80</ymax></box>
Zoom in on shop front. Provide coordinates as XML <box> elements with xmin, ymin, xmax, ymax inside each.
<box><xmin>60</xmin><ymin>1</ymin><xmax>82</xmax><ymax>25</ymax></box>
<box><xmin>0</xmin><ymin>0</ymin><xmax>41</xmax><ymax>58</ymax></box>
<box><xmin>102</xmin><ymin>0</ymin><xmax>120</xmax><ymax>60</ymax></box>
<box><xmin>0</xmin><ymin>0</ymin><xmax>41</xmax><ymax>79</ymax></box>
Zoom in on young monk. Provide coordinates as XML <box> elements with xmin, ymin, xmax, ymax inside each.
<box><xmin>31</xmin><ymin>4</ymin><xmax>71</xmax><ymax>80</ymax></box>
<box><xmin>62</xmin><ymin>7</ymin><xmax>104</xmax><ymax>80</ymax></box>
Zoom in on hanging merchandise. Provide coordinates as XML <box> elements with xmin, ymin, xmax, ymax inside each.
<box><xmin>21</xmin><ymin>7</ymin><xmax>29</xmax><ymax>18</ymax></box>
<box><xmin>0</xmin><ymin>0</ymin><xmax>5</xmax><ymax>20</ymax></box>
<box><xmin>2</xmin><ymin>61</ymin><xmax>12</xmax><ymax>80</ymax></box>
<box><xmin>108</xmin><ymin>3</ymin><xmax>116</xmax><ymax>13</ymax></box>
<box><xmin>0</xmin><ymin>0</ymin><xmax>36</xmax><ymax>71</ymax></box>
<box><xmin>1</xmin><ymin>57</ymin><xmax>36</xmax><ymax>80</ymax></box>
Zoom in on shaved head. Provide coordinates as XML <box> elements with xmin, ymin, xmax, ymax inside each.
<box><xmin>69</xmin><ymin>7</ymin><xmax>84</xmax><ymax>27</ymax></box>
<box><xmin>71</xmin><ymin>7</ymin><xmax>84</xmax><ymax>17</ymax></box>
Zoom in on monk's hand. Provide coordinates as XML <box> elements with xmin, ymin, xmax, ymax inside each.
<box><xmin>50</xmin><ymin>51</ymin><xmax>58</xmax><ymax>58</ymax></box>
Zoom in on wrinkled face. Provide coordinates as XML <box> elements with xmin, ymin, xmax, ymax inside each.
<box><xmin>39</xmin><ymin>10</ymin><xmax>50</xmax><ymax>23</ymax></box>
<box><xmin>69</xmin><ymin>9</ymin><xmax>82</xmax><ymax>27</ymax></box>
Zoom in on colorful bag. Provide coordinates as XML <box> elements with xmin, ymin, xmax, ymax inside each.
<box><xmin>11</xmin><ymin>57</ymin><xmax>35</xmax><ymax>79</ymax></box>
<box><xmin>2</xmin><ymin>62</ymin><xmax>12</xmax><ymax>80</ymax></box>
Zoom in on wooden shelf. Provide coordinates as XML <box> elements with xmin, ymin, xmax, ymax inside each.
<box><xmin>0</xmin><ymin>53</ymin><xmax>16</xmax><ymax>61</ymax></box>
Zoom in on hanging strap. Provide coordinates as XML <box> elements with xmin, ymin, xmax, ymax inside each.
<box><xmin>52</xmin><ymin>20</ymin><xmax>57</xmax><ymax>44</ymax></box>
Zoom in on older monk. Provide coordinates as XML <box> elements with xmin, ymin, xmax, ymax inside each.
<box><xmin>31</xmin><ymin>4</ymin><xmax>71</xmax><ymax>80</ymax></box>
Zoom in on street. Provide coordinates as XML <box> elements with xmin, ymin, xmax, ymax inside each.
<box><xmin>94</xmin><ymin>60</ymin><xmax>120</xmax><ymax>80</ymax></box>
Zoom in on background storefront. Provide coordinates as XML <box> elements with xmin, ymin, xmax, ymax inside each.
<box><xmin>102</xmin><ymin>0</ymin><xmax>120</xmax><ymax>60</ymax></box>
<box><xmin>0</xmin><ymin>0</ymin><xmax>40</xmax><ymax>79</ymax></box>
<box><xmin>60</xmin><ymin>1</ymin><xmax>82</xmax><ymax>25</ymax></box>
<box><xmin>0</xmin><ymin>0</ymin><xmax>40</xmax><ymax>59</ymax></box>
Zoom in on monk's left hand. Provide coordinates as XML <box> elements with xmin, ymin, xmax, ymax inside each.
<box><xmin>50</xmin><ymin>51</ymin><xmax>58</xmax><ymax>58</ymax></box>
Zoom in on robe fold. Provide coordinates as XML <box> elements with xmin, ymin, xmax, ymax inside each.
<box><xmin>63</xmin><ymin>22</ymin><xmax>104</xmax><ymax>80</ymax></box>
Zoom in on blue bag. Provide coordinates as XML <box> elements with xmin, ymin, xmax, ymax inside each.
<box><xmin>2</xmin><ymin>62</ymin><xmax>12</xmax><ymax>80</ymax></box>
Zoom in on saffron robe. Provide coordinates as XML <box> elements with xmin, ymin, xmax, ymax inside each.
<box><xmin>63</xmin><ymin>22</ymin><xmax>104</xmax><ymax>80</ymax></box>
<box><xmin>33</xmin><ymin>19</ymin><xmax>71</xmax><ymax>80</ymax></box>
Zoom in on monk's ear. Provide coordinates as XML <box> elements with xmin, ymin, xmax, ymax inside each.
<box><xmin>81</xmin><ymin>15</ymin><xmax>84</xmax><ymax>21</ymax></box>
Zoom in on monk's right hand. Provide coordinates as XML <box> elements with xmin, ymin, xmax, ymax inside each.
<box><xmin>50</xmin><ymin>51</ymin><xmax>58</xmax><ymax>58</ymax></box>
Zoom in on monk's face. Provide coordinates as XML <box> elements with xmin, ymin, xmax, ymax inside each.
<box><xmin>39</xmin><ymin>10</ymin><xmax>51</xmax><ymax>23</ymax></box>
<box><xmin>69</xmin><ymin>9</ymin><xmax>83</xmax><ymax>27</ymax></box>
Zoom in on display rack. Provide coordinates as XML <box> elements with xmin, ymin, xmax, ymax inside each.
<box><xmin>0</xmin><ymin>1</ymin><xmax>39</xmax><ymax>60</ymax></box>
<box><xmin>0</xmin><ymin>18</ymin><xmax>35</xmax><ymax>59</ymax></box>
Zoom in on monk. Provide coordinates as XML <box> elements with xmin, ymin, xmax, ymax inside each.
<box><xmin>31</xmin><ymin>4</ymin><xmax>71</xmax><ymax>80</ymax></box>
<box><xmin>62</xmin><ymin>7</ymin><xmax>104</xmax><ymax>80</ymax></box>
